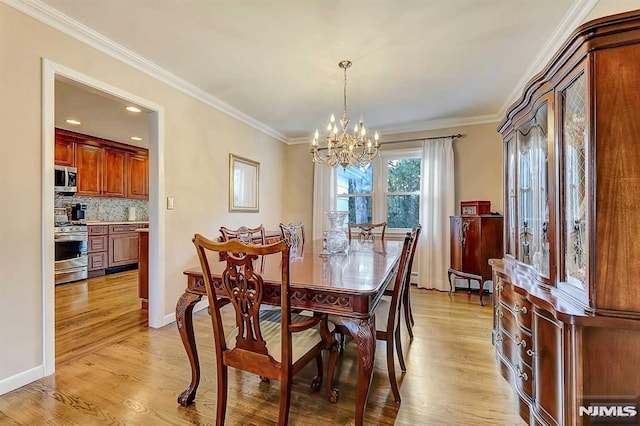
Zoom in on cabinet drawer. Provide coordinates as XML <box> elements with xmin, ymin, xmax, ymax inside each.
<box><xmin>498</xmin><ymin>303</ymin><xmax>518</xmax><ymax>338</ymax></box>
<box><xmin>88</xmin><ymin>235</ymin><xmax>107</xmax><ymax>253</ymax></box>
<box><xmin>515</xmin><ymin>361</ymin><xmax>533</xmax><ymax>400</ymax></box>
<box><xmin>513</xmin><ymin>296</ymin><xmax>532</xmax><ymax>332</ymax></box>
<box><xmin>88</xmin><ymin>225</ymin><xmax>108</xmax><ymax>235</ymax></box>
<box><xmin>498</xmin><ymin>279</ymin><xmax>519</xmax><ymax>310</ymax></box>
<box><xmin>88</xmin><ymin>252</ymin><xmax>107</xmax><ymax>271</ymax></box>
<box><xmin>109</xmin><ymin>224</ymin><xmax>142</xmax><ymax>234</ymax></box>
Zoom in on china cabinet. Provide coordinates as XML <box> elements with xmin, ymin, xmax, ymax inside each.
<box><xmin>493</xmin><ymin>10</ymin><xmax>640</xmax><ymax>425</ymax></box>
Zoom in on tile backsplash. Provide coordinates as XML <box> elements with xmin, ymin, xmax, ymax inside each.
<box><xmin>55</xmin><ymin>194</ymin><xmax>149</xmax><ymax>222</ymax></box>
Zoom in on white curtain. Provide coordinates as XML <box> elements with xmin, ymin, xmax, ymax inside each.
<box><xmin>418</xmin><ymin>138</ymin><xmax>455</xmax><ymax>291</ymax></box>
<box><xmin>312</xmin><ymin>163</ymin><xmax>336</xmax><ymax>240</ymax></box>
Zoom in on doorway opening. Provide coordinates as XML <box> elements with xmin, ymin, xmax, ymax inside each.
<box><xmin>42</xmin><ymin>59</ymin><xmax>166</xmax><ymax>375</ymax></box>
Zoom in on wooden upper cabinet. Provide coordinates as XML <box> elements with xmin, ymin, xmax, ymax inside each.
<box><xmin>103</xmin><ymin>149</ymin><xmax>127</xmax><ymax>198</ymax></box>
<box><xmin>60</xmin><ymin>129</ymin><xmax>148</xmax><ymax>199</ymax></box>
<box><xmin>76</xmin><ymin>144</ymin><xmax>103</xmax><ymax>196</ymax></box>
<box><xmin>54</xmin><ymin>138</ymin><xmax>75</xmax><ymax>166</ymax></box>
<box><xmin>127</xmin><ymin>154</ymin><xmax>148</xmax><ymax>199</ymax></box>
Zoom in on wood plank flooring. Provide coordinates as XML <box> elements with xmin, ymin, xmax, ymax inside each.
<box><xmin>0</xmin><ymin>273</ymin><xmax>525</xmax><ymax>425</ymax></box>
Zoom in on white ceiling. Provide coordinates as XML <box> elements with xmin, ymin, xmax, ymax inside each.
<box><xmin>41</xmin><ymin>0</ymin><xmax>595</xmax><ymax>142</ymax></box>
<box><xmin>55</xmin><ymin>78</ymin><xmax>150</xmax><ymax>148</ymax></box>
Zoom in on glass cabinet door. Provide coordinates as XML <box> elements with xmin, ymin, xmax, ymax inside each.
<box><xmin>505</xmin><ymin>136</ymin><xmax>516</xmax><ymax>257</ymax></box>
<box><xmin>560</xmin><ymin>72</ymin><xmax>588</xmax><ymax>290</ymax></box>
<box><xmin>517</xmin><ymin>102</ymin><xmax>550</xmax><ymax>277</ymax></box>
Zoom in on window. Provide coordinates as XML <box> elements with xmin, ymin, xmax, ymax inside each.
<box><xmin>337</xmin><ymin>164</ymin><xmax>373</xmax><ymax>224</ymax></box>
<box><xmin>336</xmin><ymin>149</ymin><xmax>421</xmax><ymax>230</ymax></box>
<box><xmin>384</xmin><ymin>155</ymin><xmax>421</xmax><ymax>229</ymax></box>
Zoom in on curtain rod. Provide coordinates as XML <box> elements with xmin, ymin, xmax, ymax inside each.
<box><xmin>379</xmin><ymin>133</ymin><xmax>464</xmax><ymax>145</ymax></box>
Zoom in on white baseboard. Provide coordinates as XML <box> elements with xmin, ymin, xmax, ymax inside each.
<box><xmin>0</xmin><ymin>365</ymin><xmax>44</xmax><ymax>396</ymax></box>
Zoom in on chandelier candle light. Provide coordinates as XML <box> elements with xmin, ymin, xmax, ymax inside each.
<box><xmin>311</xmin><ymin>60</ymin><xmax>380</xmax><ymax>169</ymax></box>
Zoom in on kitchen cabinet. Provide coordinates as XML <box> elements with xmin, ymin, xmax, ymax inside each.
<box><xmin>103</xmin><ymin>149</ymin><xmax>127</xmax><ymax>198</ymax></box>
<box><xmin>108</xmin><ymin>224</ymin><xmax>141</xmax><ymax>268</ymax></box>
<box><xmin>87</xmin><ymin>225</ymin><xmax>108</xmax><ymax>277</ymax></box>
<box><xmin>54</xmin><ymin>138</ymin><xmax>75</xmax><ymax>167</ymax></box>
<box><xmin>127</xmin><ymin>154</ymin><xmax>148</xmax><ymax>199</ymax></box>
<box><xmin>87</xmin><ymin>223</ymin><xmax>148</xmax><ymax>275</ymax></box>
<box><xmin>448</xmin><ymin>215</ymin><xmax>503</xmax><ymax>305</ymax></box>
<box><xmin>492</xmin><ymin>10</ymin><xmax>640</xmax><ymax>425</ymax></box>
<box><xmin>76</xmin><ymin>144</ymin><xmax>103</xmax><ymax>196</ymax></box>
<box><xmin>61</xmin><ymin>128</ymin><xmax>148</xmax><ymax>199</ymax></box>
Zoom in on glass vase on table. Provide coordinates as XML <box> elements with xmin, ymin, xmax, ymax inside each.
<box><xmin>325</xmin><ymin>211</ymin><xmax>349</xmax><ymax>254</ymax></box>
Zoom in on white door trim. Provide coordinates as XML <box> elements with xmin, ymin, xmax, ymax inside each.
<box><xmin>41</xmin><ymin>59</ymin><xmax>166</xmax><ymax>376</ymax></box>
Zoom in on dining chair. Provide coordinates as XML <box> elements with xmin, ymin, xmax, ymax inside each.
<box><xmin>193</xmin><ymin>235</ymin><xmax>339</xmax><ymax>425</ymax></box>
<box><xmin>347</xmin><ymin>221</ymin><xmax>387</xmax><ymax>242</ymax></box>
<box><xmin>385</xmin><ymin>225</ymin><xmax>421</xmax><ymax>343</ymax></box>
<box><xmin>279</xmin><ymin>222</ymin><xmax>305</xmax><ymax>256</ymax></box>
<box><xmin>219</xmin><ymin>224</ymin><xmax>266</xmax><ymax>244</ymax></box>
<box><xmin>328</xmin><ymin>228</ymin><xmax>416</xmax><ymax>403</ymax></box>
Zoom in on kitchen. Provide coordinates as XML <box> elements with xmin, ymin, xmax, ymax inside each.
<box><xmin>53</xmin><ymin>78</ymin><xmax>151</xmax><ymax>341</ymax></box>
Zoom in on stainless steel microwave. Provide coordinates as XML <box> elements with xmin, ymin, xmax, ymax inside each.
<box><xmin>54</xmin><ymin>165</ymin><xmax>77</xmax><ymax>193</ymax></box>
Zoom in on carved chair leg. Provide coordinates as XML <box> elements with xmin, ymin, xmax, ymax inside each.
<box><xmin>311</xmin><ymin>353</ymin><xmax>323</xmax><ymax>391</ymax></box>
<box><xmin>395</xmin><ymin>324</ymin><xmax>407</xmax><ymax>372</ymax></box>
<box><xmin>326</xmin><ymin>341</ymin><xmax>340</xmax><ymax>403</ymax></box>
<box><xmin>403</xmin><ymin>288</ymin><xmax>414</xmax><ymax>341</ymax></box>
<box><xmin>386</xmin><ymin>334</ymin><xmax>401</xmax><ymax>403</ymax></box>
<box><xmin>279</xmin><ymin>370</ymin><xmax>293</xmax><ymax>426</ymax></box>
<box><xmin>216</xmin><ymin>365</ymin><xmax>228</xmax><ymax>426</ymax></box>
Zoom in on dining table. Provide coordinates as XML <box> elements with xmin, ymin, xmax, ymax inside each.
<box><xmin>176</xmin><ymin>238</ymin><xmax>403</xmax><ymax>425</ymax></box>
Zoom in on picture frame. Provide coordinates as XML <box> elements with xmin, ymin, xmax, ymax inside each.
<box><xmin>229</xmin><ymin>154</ymin><xmax>260</xmax><ymax>213</ymax></box>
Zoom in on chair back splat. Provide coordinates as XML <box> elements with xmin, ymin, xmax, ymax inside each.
<box><xmin>279</xmin><ymin>222</ymin><xmax>305</xmax><ymax>256</ymax></box>
<box><xmin>192</xmin><ymin>234</ymin><xmax>339</xmax><ymax>425</ymax></box>
<box><xmin>348</xmin><ymin>222</ymin><xmax>387</xmax><ymax>242</ymax></box>
<box><xmin>219</xmin><ymin>224</ymin><xmax>266</xmax><ymax>244</ymax></box>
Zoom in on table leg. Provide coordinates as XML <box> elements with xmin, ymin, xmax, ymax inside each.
<box><xmin>176</xmin><ymin>291</ymin><xmax>203</xmax><ymax>406</ymax></box>
<box><xmin>341</xmin><ymin>315</ymin><xmax>376</xmax><ymax>426</ymax></box>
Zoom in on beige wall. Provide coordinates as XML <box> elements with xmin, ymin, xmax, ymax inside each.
<box><xmin>282</xmin><ymin>143</ymin><xmax>314</xmax><ymax>228</ymax></box>
<box><xmin>0</xmin><ymin>3</ymin><xmax>286</xmax><ymax>385</ymax></box>
<box><xmin>585</xmin><ymin>0</ymin><xmax>640</xmax><ymax>22</ymax></box>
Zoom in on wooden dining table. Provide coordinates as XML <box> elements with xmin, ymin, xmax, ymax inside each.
<box><xmin>176</xmin><ymin>238</ymin><xmax>403</xmax><ymax>425</ymax></box>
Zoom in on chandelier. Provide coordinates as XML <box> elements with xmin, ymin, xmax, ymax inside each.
<box><xmin>311</xmin><ymin>60</ymin><xmax>380</xmax><ymax>169</ymax></box>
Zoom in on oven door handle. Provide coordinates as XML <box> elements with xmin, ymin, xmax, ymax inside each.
<box><xmin>54</xmin><ymin>235</ymin><xmax>87</xmax><ymax>242</ymax></box>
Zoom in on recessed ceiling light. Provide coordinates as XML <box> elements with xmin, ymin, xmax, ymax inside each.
<box><xmin>131</xmin><ymin>136</ymin><xmax>142</xmax><ymax>141</ymax></box>
<box><xmin>65</xmin><ymin>119</ymin><xmax>81</xmax><ymax>125</ymax></box>
<box><xmin>126</xmin><ymin>106</ymin><xmax>141</xmax><ymax>113</ymax></box>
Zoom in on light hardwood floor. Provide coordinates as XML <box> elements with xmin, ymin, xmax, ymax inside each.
<box><xmin>0</xmin><ymin>272</ymin><xmax>525</xmax><ymax>425</ymax></box>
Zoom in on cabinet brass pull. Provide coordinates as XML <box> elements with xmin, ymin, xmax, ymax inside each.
<box><xmin>516</xmin><ymin>337</ymin><xmax>527</xmax><ymax>348</ymax></box>
<box><xmin>515</xmin><ymin>365</ymin><xmax>529</xmax><ymax>382</ymax></box>
<box><xmin>527</xmin><ymin>349</ymin><xmax>535</xmax><ymax>357</ymax></box>
<box><xmin>495</xmin><ymin>334</ymin><xmax>503</xmax><ymax>343</ymax></box>
<box><xmin>496</xmin><ymin>308</ymin><xmax>503</xmax><ymax>318</ymax></box>
<box><xmin>514</xmin><ymin>303</ymin><xmax>528</xmax><ymax>315</ymax></box>
<box><xmin>496</xmin><ymin>283</ymin><xmax>504</xmax><ymax>292</ymax></box>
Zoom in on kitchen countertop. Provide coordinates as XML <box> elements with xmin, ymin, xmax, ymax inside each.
<box><xmin>85</xmin><ymin>220</ymin><xmax>149</xmax><ymax>225</ymax></box>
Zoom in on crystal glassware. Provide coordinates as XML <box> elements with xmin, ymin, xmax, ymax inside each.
<box><xmin>325</xmin><ymin>211</ymin><xmax>349</xmax><ymax>254</ymax></box>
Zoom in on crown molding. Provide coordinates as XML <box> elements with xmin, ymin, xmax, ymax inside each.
<box><xmin>2</xmin><ymin>0</ymin><xmax>288</xmax><ymax>143</ymax></box>
<box><xmin>498</xmin><ymin>0</ymin><xmax>599</xmax><ymax>117</ymax></box>
<box><xmin>285</xmin><ymin>113</ymin><xmax>501</xmax><ymax>145</ymax></box>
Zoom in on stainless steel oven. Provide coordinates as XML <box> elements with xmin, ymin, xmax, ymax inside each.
<box><xmin>54</xmin><ymin>223</ymin><xmax>88</xmax><ymax>284</ymax></box>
